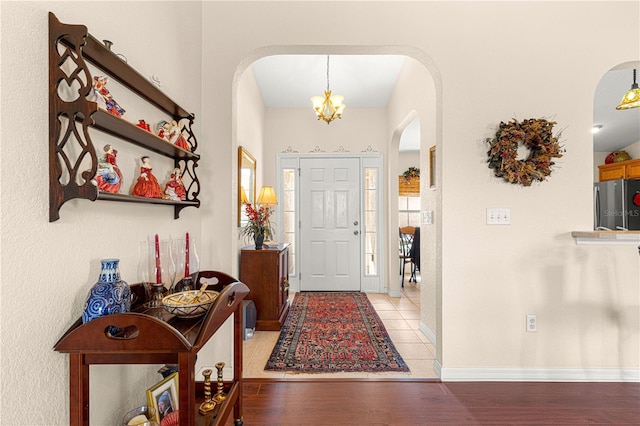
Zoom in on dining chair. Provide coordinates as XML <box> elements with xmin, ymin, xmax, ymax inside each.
<box><xmin>399</xmin><ymin>226</ymin><xmax>415</xmax><ymax>287</ymax></box>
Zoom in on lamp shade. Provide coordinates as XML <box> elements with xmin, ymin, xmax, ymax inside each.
<box><xmin>311</xmin><ymin>96</ymin><xmax>325</xmax><ymax>111</ymax></box>
<box><xmin>616</xmin><ymin>87</ymin><xmax>640</xmax><ymax>110</ymax></box>
<box><xmin>240</xmin><ymin>187</ymin><xmax>249</xmax><ymax>204</ymax></box>
<box><xmin>257</xmin><ymin>186</ymin><xmax>278</xmax><ymax>206</ymax></box>
<box><xmin>616</xmin><ymin>69</ymin><xmax>640</xmax><ymax>110</ymax></box>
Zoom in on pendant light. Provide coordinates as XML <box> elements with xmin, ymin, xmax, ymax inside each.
<box><xmin>310</xmin><ymin>55</ymin><xmax>346</xmax><ymax>124</ymax></box>
<box><xmin>616</xmin><ymin>69</ymin><xmax>640</xmax><ymax>110</ymax></box>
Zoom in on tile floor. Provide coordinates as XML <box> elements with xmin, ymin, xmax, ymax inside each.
<box><xmin>242</xmin><ymin>278</ymin><xmax>439</xmax><ymax>379</ymax></box>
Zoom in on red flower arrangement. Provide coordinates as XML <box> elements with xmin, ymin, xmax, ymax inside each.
<box><xmin>241</xmin><ymin>203</ymin><xmax>274</xmax><ymax>242</ymax></box>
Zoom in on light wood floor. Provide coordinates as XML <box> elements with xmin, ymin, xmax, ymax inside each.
<box><xmin>228</xmin><ymin>380</ymin><xmax>640</xmax><ymax>425</ymax></box>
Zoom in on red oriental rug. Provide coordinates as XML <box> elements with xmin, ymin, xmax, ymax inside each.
<box><xmin>264</xmin><ymin>292</ymin><xmax>409</xmax><ymax>373</ymax></box>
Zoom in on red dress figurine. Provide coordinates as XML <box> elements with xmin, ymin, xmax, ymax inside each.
<box><xmin>156</xmin><ymin>121</ymin><xmax>170</xmax><ymax>141</ymax></box>
<box><xmin>163</xmin><ymin>168</ymin><xmax>187</xmax><ymax>201</ymax></box>
<box><xmin>93</xmin><ymin>144</ymin><xmax>123</xmax><ymax>193</ymax></box>
<box><xmin>132</xmin><ymin>156</ymin><xmax>162</xmax><ymax>198</ymax></box>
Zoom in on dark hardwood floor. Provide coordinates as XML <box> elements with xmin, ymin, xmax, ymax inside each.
<box><xmin>228</xmin><ymin>379</ymin><xmax>640</xmax><ymax>425</ymax></box>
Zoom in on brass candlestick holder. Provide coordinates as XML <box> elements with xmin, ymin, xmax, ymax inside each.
<box><xmin>198</xmin><ymin>369</ymin><xmax>216</xmax><ymax>415</ymax></box>
<box><xmin>212</xmin><ymin>362</ymin><xmax>227</xmax><ymax>403</ymax></box>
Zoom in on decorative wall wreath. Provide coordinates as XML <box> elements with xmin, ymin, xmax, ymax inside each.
<box><xmin>486</xmin><ymin>118</ymin><xmax>564</xmax><ymax>186</ymax></box>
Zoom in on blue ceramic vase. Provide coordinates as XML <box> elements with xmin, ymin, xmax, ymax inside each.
<box><xmin>82</xmin><ymin>258</ymin><xmax>131</xmax><ymax>323</ymax></box>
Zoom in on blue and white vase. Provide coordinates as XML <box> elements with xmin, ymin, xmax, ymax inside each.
<box><xmin>82</xmin><ymin>258</ymin><xmax>131</xmax><ymax>323</ymax></box>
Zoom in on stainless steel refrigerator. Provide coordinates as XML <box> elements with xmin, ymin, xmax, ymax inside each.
<box><xmin>594</xmin><ymin>179</ymin><xmax>640</xmax><ymax>230</ymax></box>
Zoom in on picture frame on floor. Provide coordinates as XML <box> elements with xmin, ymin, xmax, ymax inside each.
<box><xmin>146</xmin><ymin>372</ymin><xmax>179</xmax><ymax>423</ymax></box>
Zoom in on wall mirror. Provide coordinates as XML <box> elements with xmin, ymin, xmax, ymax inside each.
<box><xmin>429</xmin><ymin>145</ymin><xmax>436</xmax><ymax>189</ymax></box>
<box><xmin>238</xmin><ymin>146</ymin><xmax>256</xmax><ymax>226</ymax></box>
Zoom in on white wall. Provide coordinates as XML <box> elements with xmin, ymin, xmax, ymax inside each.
<box><xmin>263</xmin><ymin>107</ymin><xmax>389</xmax><ymax>181</ymax></box>
<box><xmin>3</xmin><ymin>1</ymin><xmax>640</xmax><ymax>424</ymax></box>
<box><xmin>234</xmin><ymin>66</ymin><xmax>266</xmax><ymax>266</ymax></box>
<box><xmin>624</xmin><ymin>140</ymin><xmax>640</xmax><ymax>159</ymax></box>
<box><xmin>203</xmin><ymin>0</ymin><xmax>639</xmax><ymax>381</ymax></box>
<box><xmin>398</xmin><ymin>151</ymin><xmax>420</xmax><ymax>174</ymax></box>
<box><xmin>1</xmin><ymin>2</ymin><xmax>203</xmax><ymax>424</ymax></box>
<box><xmin>387</xmin><ymin>56</ymin><xmax>439</xmax><ymax>343</ymax></box>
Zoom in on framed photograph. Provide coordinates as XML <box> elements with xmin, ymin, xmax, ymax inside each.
<box><xmin>429</xmin><ymin>145</ymin><xmax>436</xmax><ymax>189</ymax></box>
<box><xmin>146</xmin><ymin>372</ymin><xmax>179</xmax><ymax>423</ymax></box>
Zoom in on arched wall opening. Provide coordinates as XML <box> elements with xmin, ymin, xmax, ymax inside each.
<box><xmin>231</xmin><ymin>45</ymin><xmax>444</xmax><ymax>373</ymax></box>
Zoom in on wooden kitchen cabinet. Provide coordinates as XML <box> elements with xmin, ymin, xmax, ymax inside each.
<box><xmin>398</xmin><ymin>176</ymin><xmax>420</xmax><ymax>195</ymax></box>
<box><xmin>239</xmin><ymin>244</ymin><xmax>290</xmax><ymax>331</ymax></box>
<box><xmin>599</xmin><ymin>158</ymin><xmax>640</xmax><ymax>181</ymax></box>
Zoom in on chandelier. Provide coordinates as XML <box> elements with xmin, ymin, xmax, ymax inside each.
<box><xmin>616</xmin><ymin>69</ymin><xmax>640</xmax><ymax>110</ymax></box>
<box><xmin>310</xmin><ymin>55</ymin><xmax>346</xmax><ymax>124</ymax></box>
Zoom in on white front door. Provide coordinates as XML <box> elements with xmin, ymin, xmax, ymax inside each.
<box><xmin>299</xmin><ymin>157</ymin><xmax>361</xmax><ymax>291</ymax></box>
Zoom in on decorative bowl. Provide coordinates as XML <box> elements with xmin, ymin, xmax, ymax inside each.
<box><xmin>123</xmin><ymin>405</ymin><xmax>158</xmax><ymax>426</ymax></box>
<box><xmin>162</xmin><ymin>290</ymin><xmax>219</xmax><ymax>318</ymax></box>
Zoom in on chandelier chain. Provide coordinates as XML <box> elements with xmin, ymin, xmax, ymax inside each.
<box><xmin>326</xmin><ymin>55</ymin><xmax>330</xmax><ymax>92</ymax></box>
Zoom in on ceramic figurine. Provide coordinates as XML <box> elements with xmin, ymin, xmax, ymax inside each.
<box><xmin>156</xmin><ymin>121</ymin><xmax>171</xmax><ymax>141</ymax></box>
<box><xmin>132</xmin><ymin>156</ymin><xmax>162</xmax><ymax>198</ymax></box>
<box><xmin>167</xmin><ymin>120</ymin><xmax>190</xmax><ymax>151</ymax></box>
<box><xmin>93</xmin><ymin>144</ymin><xmax>123</xmax><ymax>193</ymax></box>
<box><xmin>137</xmin><ymin>119</ymin><xmax>151</xmax><ymax>132</ymax></box>
<box><xmin>163</xmin><ymin>168</ymin><xmax>186</xmax><ymax>201</ymax></box>
<box><xmin>89</xmin><ymin>75</ymin><xmax>125</xmax><ymax>117</ymax></box>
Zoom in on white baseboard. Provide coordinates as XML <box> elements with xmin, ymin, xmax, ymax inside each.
<box><xmin>387</xmin><ymin>289</ymin><xmax>402</xmax><ymax>298</ymax></box>
<box><xmin>440</xmin><ymin>367</ymin><xmax>640</xmax><ymax>382</ymax></box>
<box><xmin>433</xmin><ymin>359</ymin><xmax>442</xmax><ymax>377</ymax></box>
<box><xmin>418</xmin><ymin>321</ymin><xmax>437</xmax><ymax>345</ymax></box>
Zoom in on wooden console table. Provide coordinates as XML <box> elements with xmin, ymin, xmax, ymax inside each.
<box><xmin>54</xmin><ymin>273</ymin><xmax>249</xmax><ymax>426</ymax></box>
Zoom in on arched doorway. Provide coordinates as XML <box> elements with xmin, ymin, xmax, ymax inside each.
<box><xmin>232</xmin><ymin>46</ymin><xmax>443</xmax><ymax>376</ymax></box>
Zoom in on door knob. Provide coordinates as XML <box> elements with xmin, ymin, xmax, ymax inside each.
<box><xmin>354</xmin><ymin>230</ymin><xmax>359</xmax><ymax>235</ymax></box>
<box><xmin>353</xmin><ymin>221</ymin><xmax>359</xmax><ymax>226</ymax></box>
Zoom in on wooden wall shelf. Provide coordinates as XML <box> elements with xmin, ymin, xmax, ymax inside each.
<box><xmin>48</xmin><ymin>12</ymin><xmax>200</xmax><ymax>222</ymax></box>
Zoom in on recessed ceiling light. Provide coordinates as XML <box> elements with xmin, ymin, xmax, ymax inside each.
<box><xmin>592</xmin><ymin>125</ymin><xmax>603</xmax><ymax>134</ymax></box>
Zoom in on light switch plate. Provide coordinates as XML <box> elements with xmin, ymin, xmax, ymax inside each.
<box><xmin>486</xmin><ymin>208</ymin><xmax>511</xmax><ymax>225</ymax></box>
<box><xmin>422</xmin><ymin>210</ymin><xmax>433</xmax><ymax>225</ymax></box>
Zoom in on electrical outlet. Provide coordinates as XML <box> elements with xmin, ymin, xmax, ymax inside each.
<box><xmin>526</xmin><ymin>314</ymin><xmax>537</xmax><ymax>332</ymax></box>
<box><xmin>487</xmin><ymin>208</ymin><xmax>511</xmax><ymax>225</ymax></box>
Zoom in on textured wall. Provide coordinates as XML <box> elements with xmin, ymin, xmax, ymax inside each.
<box><xmin>1</xmin><ymin>2</ymin><xmax>203</xmax><ymax>424</ymax></box>
<box><xmin>201</xmin><ymin>0</ymin><xmax>640</xmax><ymax>379</ymax></box>
<box><xmin>3</xmin><ymin>1</ymin><xmax>640</xmax><ymax>425</ymax></box>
